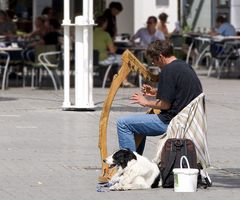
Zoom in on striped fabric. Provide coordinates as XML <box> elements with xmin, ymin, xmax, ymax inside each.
<box><xmin>153</xmin><ymin>93</ymin><xmax>211</xmax><ymax>169</ymax></box>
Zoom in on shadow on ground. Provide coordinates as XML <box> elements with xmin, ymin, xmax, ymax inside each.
<box><xmin>0</xmin><ymin>97</ymin><xmax>18</xmax><ymax>101</ymax></box>
<box><xmin>211</xmin><ymin>168</ymin><xmax>240</xmax><ymax>189</ymax></box>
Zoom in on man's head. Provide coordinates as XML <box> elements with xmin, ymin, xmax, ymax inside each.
<box><xmin>95</xmin><ymin>15</ymin><xmax>108</xmax><ymax>29</ymax></box>
<box><xmin>146</xmin><ymin>16</ymin><xmax>158</xmax><ymax>31</ymax></box>
<box><xmin>146</xmin><ymin>40</ymin><xmax>174</xmax><ymax>68</ymax></box>
<box><xmin>109</xmin><ymin>2</ymin><xmax>123</xmax><ymax>16</ymax></box>
<box><xmin>216</xmin><ymin>16</ymin><xmax>226</xmax><ymax>28</ymax></box>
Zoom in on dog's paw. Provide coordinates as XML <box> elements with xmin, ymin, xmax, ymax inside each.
<box><xmin>109</xmin><ymin>184</ymin><xmax>127</xmax><ymax>191</ymax></box>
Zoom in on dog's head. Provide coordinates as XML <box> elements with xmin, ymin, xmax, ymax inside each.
<box><xmin>104</xmin><ymin>149</ymin><xmax>137</xmax><ymax>169</ymax></box>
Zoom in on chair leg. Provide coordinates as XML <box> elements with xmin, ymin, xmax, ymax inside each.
<box><xmin>22</xmin><ymin>66</ymin><xmax>27</xmax><ymax>87</ymax></box>
<box><xmin>53</xmin><ymin>70</ymin><xmax>62</xmax><ymax>89</ymax></box>
<box><xmin>2</xmin><ymin>57</ymin><xmax>10</xmax><ymax>91</ymax></box>
<box><xmin>102</xmin><ymin>64</ymin><xmax>113</xmax><ymax>88</ymax></box>
<box><xmin>31</xmin><ymin>68</ymin><xmax>35</xmax><ymax>89</ymax></box>
<box><xmin>41</xmin><ymin>66</ymin><xmax>58</xmax><ymax>90</ymax></box>
<box><xmin>207</xmin><ymin>58</ymin><xmax>215</xmax><ymax>77</ymax></box>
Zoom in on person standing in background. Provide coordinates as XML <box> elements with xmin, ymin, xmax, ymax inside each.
<box><xmin>103</xmin><ymin>1</ymin><xmax>123</xmax><ymax>39</ymax></box>
<box><xmin>157</xmin><ymin>12</ymin><xmax>169</xmax><ymax>38</ymax></box>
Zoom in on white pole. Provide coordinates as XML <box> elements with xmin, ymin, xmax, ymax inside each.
<box><xmin>62</xmin><ymin>0</ymin><xmax>71</xmax><ymax>108</ymax></box>
<box><xmin>83</xmin><ymin>0</ymin><xmax>89</xmax><ymax>20</ymax></box>
<box><xmin>75</xmin><ymin>16</ymin><xmax>85</xmax><ymax>108</ymax></box>
<box><xmin>88</xmin><ymin>0</ymin><xmax>94</xmax><ymax>107</ymax></box>
<box><xmin>64</xmin><ymin>0</ymin><xmax>70</xmax><ymax>22</ymax></box>
<box><xmin>88</xmin><ymin>0</ymin><xmax>93</xmax><ymax>23</ymax></box>
<box><xmin>88</xmin><ymin>25</ymin><xmax>94</xmax><ymax>107</ymax></box>
<box><xmin>62</xmin><ymin>0</ymin><xmax>95</xmax><ymax>110</ymax></box>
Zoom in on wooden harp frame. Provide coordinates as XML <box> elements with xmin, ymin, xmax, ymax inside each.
<box><xmin>98</xmin><ymin>49</ymin><xmax>158</xmax><ymax>182</ymax></box>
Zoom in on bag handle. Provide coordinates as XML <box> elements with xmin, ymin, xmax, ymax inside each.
<box><xmin>180</xmin><ymin>156</ymin><xmax>190</xmax><ymax>169</ymax></box>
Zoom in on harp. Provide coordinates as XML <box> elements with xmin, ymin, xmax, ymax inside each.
<box><xmin>98</xmin><ymin>49</ymin><xmax>159</xmax><ymax>182</ymax></box>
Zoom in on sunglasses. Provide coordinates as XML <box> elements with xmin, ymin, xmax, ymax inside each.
<box><xmin>147</xmin><ymin>21</ymin><xmax>155</xmax><ymax>24</ymax></box>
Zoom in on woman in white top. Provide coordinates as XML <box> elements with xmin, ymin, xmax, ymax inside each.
<box><xmin>131</xmin><ymin>16</ymin><xmax>165</xmax><ymax>48</ymax></box>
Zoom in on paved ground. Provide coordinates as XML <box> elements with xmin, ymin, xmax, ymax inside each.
<box><xmin>0</xmin><ymin>71</ymin><xmax>240</xmax><ymax>200</ymax></box>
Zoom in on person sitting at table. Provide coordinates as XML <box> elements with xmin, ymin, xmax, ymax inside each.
<box><xmin>157</xmin><ymin>12</ymin><xmax>169</xmax><ymax>38</ymax></box>
<box><xmin>23</xmin><ymin>18</ymin><xmax>62</xmax><ymax>62</ymax></box>
<box><xmin>0</xmin><ymin>10</ymin><xmax>17</xmax><ymax>38</ymax></box>
<box><xmin>24</xmin><ymin>16</ymin><xmax>48</xmax><ymax>41</ymax></box>
<box><xmin>93</xmin><ymin>15</ymin><xmax>133</xmax><ymax>87</ymax></box>
<box><xmin>210</xmin><ymin>16</ymin><xmax>236</xmax><ymax>37</ymax></box>
<box><xmin>131</xmin><ymin>16</ymin><xmax>165</xmax><ymax>49</ymax></box>
<box><xmin>209</xmin><ymin>16</ymin><xmax>236</xmax><ymax>58</ymax></box>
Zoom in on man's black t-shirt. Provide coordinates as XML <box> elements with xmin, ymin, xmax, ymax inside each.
<box><xmin>156</xmin><ymin>59</ymin><xmax>202</xmax><ymax>124</ymax></box>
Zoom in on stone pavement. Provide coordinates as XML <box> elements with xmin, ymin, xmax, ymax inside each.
<box><xmin>0</xmin><ymin>73</ymin><xmax>240</xmax><ymax>200</ymax></box>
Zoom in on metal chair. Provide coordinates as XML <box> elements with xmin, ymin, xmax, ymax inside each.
<box><xmin>25</xmin><ymin>45</ymin><xmax>62</xmax><ymax>90</ymax></box>
<box><xmin>0</xmin><ymin>51</ymin><xmax>10</xmax><ymax>90</ymax></box>
<box><xmin>208</xmin><ymin>41</ymin><xmax>240</xmax><ymax>78</ymax></box>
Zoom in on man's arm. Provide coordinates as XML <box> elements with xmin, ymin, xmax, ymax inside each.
<box><xmin>130</xmin><ymin>92</ymin><xmax>171</xmax><ymax>110</ymax></box>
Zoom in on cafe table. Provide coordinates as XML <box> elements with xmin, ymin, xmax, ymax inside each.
<box><xmin>185</xmin><ymin>34</ymin><xmax>240</xmax><ymax>70</ymax></box>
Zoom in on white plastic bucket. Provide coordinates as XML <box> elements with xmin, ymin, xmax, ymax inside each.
<box><xmin>173</xmin><ymin>156</ymin><xmax>198</xmax><ymax>192</ymax></box>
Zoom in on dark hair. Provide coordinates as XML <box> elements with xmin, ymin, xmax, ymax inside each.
<box><xmin>146</xmin><ymin>40</ymin><xmax>174</xmax><ymax>59</ymax></box>
<box><xmin>109</xmin><ymin>2</ymin><xmax>123</xmax><ymax>11</ymax></box>
<box><xmin>41</xmin><ymin>6</ymin><xmax>53</xmax><ymax>15</ymax></box>
<box><xmin>49</xmin><ymin>18</ymin><xmax>61</xmax><ymax>29</ymax></box>
<box><xmin>147</xmin><ymin>16</ymin><xmax>157</xmax><ymax>23</ymax></box>
<box><xmin>216</xmin><ymin>15</ymin><xmax>226</xmax><ymax>23</ymax></box>
<box><xmin>95</xmin><ymin>15</ymin><xmax>107</xmax><ymax>27</ymax></box>
<box><xmin>158</xmin><ymin>12</ymin><xmax>168</xmax><ymax>22</ymax></box>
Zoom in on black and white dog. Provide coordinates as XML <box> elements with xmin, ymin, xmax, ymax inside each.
<box><xmin>104</xmin><ymin>149</ymin><xmax>160</xmax><ymax>190</ymax></box>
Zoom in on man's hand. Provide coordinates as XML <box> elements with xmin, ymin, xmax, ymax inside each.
<box><xmin>130</xmin><ymin>92</ymin><xmax>148</xmax><ymax>107</ymax></box>
<box><xmin>141</xmin><ymin>84</ymin><xmax>157</xmax><ymax>97</ymax></box>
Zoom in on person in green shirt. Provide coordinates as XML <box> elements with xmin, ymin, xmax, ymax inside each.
<box><xmin>93</xmin><ymin>15</ymin><xmax>134</xmax><ymax>87</ymax></box>
<box><xmin>93</xmin><ymin>15</ymin><xmax>120</xmax><ymax>64</ymax></box>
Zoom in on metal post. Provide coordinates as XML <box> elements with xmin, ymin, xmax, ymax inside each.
<box><xmin>62</xmin><ymin>0</ymin><xmax>95</xmax><ymax>110</ymax></box>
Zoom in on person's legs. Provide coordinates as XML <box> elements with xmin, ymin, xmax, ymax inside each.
<box><xmin>117</xmin><ymin>114</ymin><xmax>168</xmax><ymax>154</ymax></box>
<box><xmin>136</xmin><ymin>136</ymin><xmax>146</xmax><ymax>155</ymax></box>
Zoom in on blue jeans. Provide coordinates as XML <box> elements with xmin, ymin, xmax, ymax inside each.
<box><xmin>117</xmin><ymin>114</ymin><xmax>168</xmax><ymax>155</ymax></box>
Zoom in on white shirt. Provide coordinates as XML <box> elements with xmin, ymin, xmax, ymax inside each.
<box><xmin>132</xmin><ymin>28</ymin><xmax>165</xmax><ymax>48</ymax></box>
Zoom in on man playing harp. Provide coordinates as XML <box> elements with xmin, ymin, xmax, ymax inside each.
<box><xmin>116</xmin><ymin>40</ymin><xmax>203</xmax><ymax>155</ymax></box>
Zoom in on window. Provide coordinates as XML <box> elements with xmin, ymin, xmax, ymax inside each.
<box><xmin>156</xmin><ymin>0</ymin><xmax>169</xmax><ymax>6</ymax></box>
